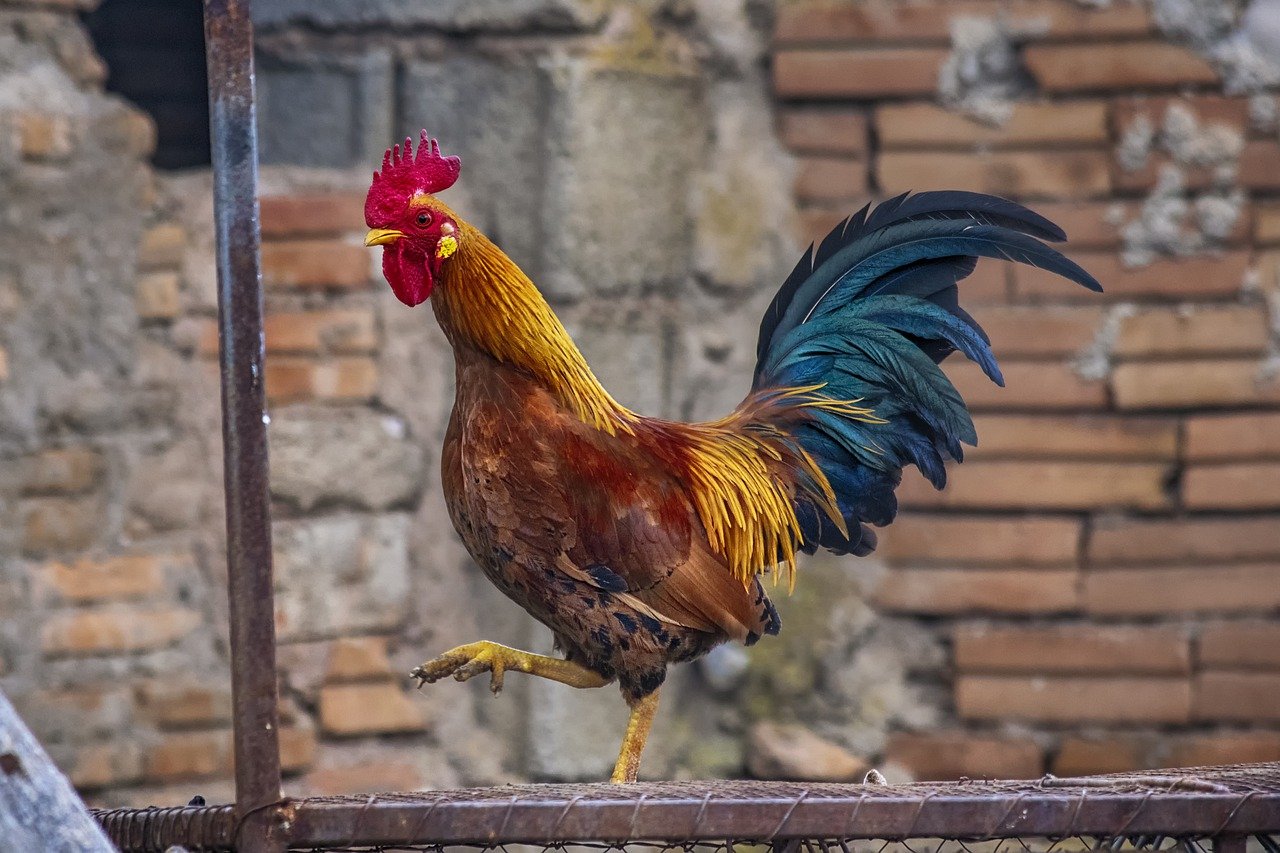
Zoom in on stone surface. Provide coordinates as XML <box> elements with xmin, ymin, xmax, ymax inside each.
<box><xmin>269</xmin><ymin>405</ymin><xmax>425</xmax><ymax>511</ymax></box>
<box><xmin>541</xmin><ymin>60</ymin><xmax>707</xmax><ymax>300</ymax></box>
<box><xmin>746</xmin><ymin>722</ymin><xmax>870</xmax><ymax>782</ymax></box>
<box><xmin>273</xmin><ymin>513</ymin><xmax>412</xmax><ymax>642</ymax></box>
<box><xmin>318</xmin><ymin>682</ymin><xmax>427</xmax><ymax>736</ymax></box>
<box><xmin>257</xmin><ymin>50</ymin><xmax>393</xmax><ymax>169</ymax></box>
<box><xmin>324</xmin><ymin>636</ymin><xmax>394</xmax><ymax>682</ymax></box>
<box><xmin>34</xmin><ymin>554</ymin><xmax>170</xmax><ymax>604</ymax></box>
<box><xmin>252</xmin><ymin>0</ymin><xmax>607</xmax><ymax>32</ymax></box>
<box><xmin>399</xmin><ymin>55</ymin><xmax>553</xmax><ymax>284</ymax></box>
<box><xmin>40</xmin><ymin>607</ymin><xmax>201</xmax><ymax>657</ymax></box>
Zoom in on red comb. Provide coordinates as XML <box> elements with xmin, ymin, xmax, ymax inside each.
<box><xmin>365</xmin><ymin>131</ymin><xmax>461</xmax><ymax>223</ymax></box>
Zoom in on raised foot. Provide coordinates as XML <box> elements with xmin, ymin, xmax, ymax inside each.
<box><xmin>410</xmin><ymin>640</ymin><xmax>527</xmax><ymax>695</ymax></box>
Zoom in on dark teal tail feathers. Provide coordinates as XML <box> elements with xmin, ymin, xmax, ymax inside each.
<box><xmin>755</xmin><ymin>191</ymin><xmax>1102</xmax><ymax>557</ymax></box>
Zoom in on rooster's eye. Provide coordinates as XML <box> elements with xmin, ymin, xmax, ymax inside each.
<box><xmin>416</xmin><ymin>212</ymin><xmax>432</xmax><ymax>226</ymax></box>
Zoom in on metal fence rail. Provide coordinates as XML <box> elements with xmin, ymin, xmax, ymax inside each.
<box><xmin>109</xmin><ymin>3</ymin><xmax>1280</xmax><ymax>853</ymax></box>
<box><xmin>90</xmin><ymin>763</ymin><xmax>1280</xmax><ymax>851</ymax></box>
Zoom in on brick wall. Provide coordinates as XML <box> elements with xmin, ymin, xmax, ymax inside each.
<box><xmin>5</xmin><ymin>0</ymin><xmax>1280</xmax><ymax>806</ymax></box>
<box><xmin>775</xmin><ymin>0</ymin><xmax>1280</xmax><ymax>779</ymax></box>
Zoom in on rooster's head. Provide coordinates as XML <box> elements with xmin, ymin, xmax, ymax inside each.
<box><xmin>363</xmin><ymin>131</ymin><xmax>462</xmax><ymax>306</ymax></box>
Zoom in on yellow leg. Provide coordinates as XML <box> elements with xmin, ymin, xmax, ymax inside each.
<box><xmin>610</xmin><ymin>688</ymin><xmax>661</xmax><ymax>784</ymax></box>
<box><xmin>410</xmin><ymin>640</ymin><xmax>609</xmax><ymax>695</ymax></box>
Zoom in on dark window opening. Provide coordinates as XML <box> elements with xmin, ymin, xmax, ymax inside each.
<box><xmin>84</xmin><ymin>0</ymin><xmax>210</xmax><ymax>170</ymax></box>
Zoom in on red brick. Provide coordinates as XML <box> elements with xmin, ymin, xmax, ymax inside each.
<box><xmin>886</xmin><ymin>732</ymin><xmax>1043</xmax><ymax>782</ymax></box>
<box><xmin>15</xmin><ymin>686</ymin><xmax>133</xmax><ymax>739</ymax></box>
<box><xmin>1187</xmin><ymin>409</ymin><xmax>1280</xmax><ymax>458</ymax></box>
<box><xmin>21</xmin><ymin>496</ymin><xmax>103</xmax><ymax>554</ymax></box>
<box><xmin>955</xmin><ymin>258</ymin><xmax>1011</xmax><ymax>304</ymax></box>
<box><xmin>794</xmin><ymin>156</ymin><xmax>868</xmax><ymax>203</ymax></box>
<box><xmin>779</xmin><ymin>109</ymin><xmax>868</xmax><ymax>156</ymax></box>
<box><xmin>1258</xmin><ymin>249</ymin><xmax>1280</xmax><ymax>291</ymax></box>
<box><xmin>879</xmin><ymin>514</ymin><xmax>1080</xmax><ymax>566</ymax></box>
<box><xmin>774</xmin><ymin>1</ymin><xmax>1152</xmax><ymax>44</ymax></box>
<box><xmin>1012</xmin><ymin>251</ymin><xmax>1250</xmax><ymax>302</ymax></box>
<box><xmin>20</xmin><ymin>447</ymin><xmax>103</xmax><ymax>495</ymax></box>
<box><xmin>1169</xmin><ymin>732</ymin><xmax>1280</xmax><ymax>768</ymax></box>
<box><xmin>879</xmin><ymin>150</ymin><xmax>1111</xmax><ymax>199</ymax></box>
<box><xmin>1185</xmin><ymin>462</ymin><xmax>1280</xmax><ymax>509</ymax></box>
<box><xmin>1084</xmin><ymin>565</ymin><xmax>1280</xmax><ymax>615</ymax></box>
<box><xmin>36</xmin><ymin>554</ymin><xmax>167</xmax><ymax>603</ymax></box>
<box><xmin>957</xmin><ymin>675</ymin><xmax>1191</xmax><ymax>723</ymax></box>
<box><xmin>1199</xmin><ymin>621</ymin><xmax>1280</xmax><ymax>670</ymax></box>
<box><xmin>877</xmin><ymin>101</ymin><xmax>1109</xmax><ymax>149</ymax></box>
<box><xmin>1256</xmin><ymin>202</ymin><xmax>1280</xmax><ymax>244</ymax></box>
<box><xmin>261</xmin><ymin>240</ymin><xmax>370</xmax><ymax>289</ymax></box>
<box><xmin>137</xmin><ymin>682</ymin><xmax>232</xmax><ymax>728</ymax></box>
<box><xmin>1239</xmin><ymin>140</ymin><xmax>1280</xmax><ymax>191</ymax></box>
<box><xmin>324</xmin><ymin>636</ymin><xmax>394</xmax><ymax>682</ymax></box>
<box><xmin>1193</xmin><ymin>672</ymin><xmax>1280</xmax><ymax>722</ymax></box>
<box><xmin>318</xmin><ymin>682</ymin><xmax>427</xmax><ymax>735</ymax></box>
<box><xmin>1053</xmin><ymin>736</ymin><xmax>1155</xmax><ymax>776</ymax></box>
<box><xmin>969</xmin><ymin>414</ymin><xmax>1179</xmax><ymax>461</ymax></box>
<box><xmin>1035</xmin><ymin>199</ymin><xmax>1250</xmax><ymax>250</ymax></box>
<box><xmin>775</xmin><ymin>1</ymin><xmax>969</xmax><ymax>44</ymax></box>
<box><xmin>1006</xmin><ymin>0</ymin><xmax>1154</xmax><ymax>39</ymax></box>
<box><xmin>135</xmin><ymin>272</ymin><xmax>180</xmax><ymax>321</ymax></box>
<box><xmin>872</xmin><ymin>569</ymin><xmax>1079</xmax><ymax>615</ymax></box>
<box><xmin>947</xmin><ymin>361</ymin><xmax>1108</xmax><ymax>411</ymax></box>
<box><xmin>953</xmin><ymin>624</ymin><xmax>1190</xmax><ymax>674</ymax></box>
<box><xmin>1089</xmin><ymin>516</ymin><xmax>1280</xmax><ymax>564</ymax></box>
<box><xmin>1112</xmin><ymin>360</ymin><xmax>1280</xmax><ymax>410</ymax></box>
<box><xmin>265</xmin><ymin>357</ymin><xmax>378</xmax><ymax>404</ymax></box>
<box><xmin>279</xmin><ymin>726</ymin><xmax>318</xmax><ymax>774</ymax></box>
<box><xmin>1114</xmin><ymin>156</ymin><xmax>1230</xmax><ymax>194</ymax></box>
<box><xmin>305</xmin><ymin>759</ymin><xmax>425</xmax><ymax>796</ymax></box>
<box><xmin>70</xmin><ymin>742</ymin><xmax>144</xmax><ymax>790</ymax></box>
<box><xmin>899</xmin><ymin>461</ymin><xmax>1170</xmax><ymax>511</ymax></box>
<box><xmin>774</xmin><ymin>48</ymin><xmax>948</xmax><ymax>99</ymax></box>
<box><xmin>1112</xmin><ymin>95</ymin><xmax>1252</xmax><ymax>134</ymax></box>
<box><xmin>1032</xmin><ymin>201</ymin><xmax>1129</xmax><ymax>250</ymax></box>
<box><xmin>41</xmin><ymin>607</ymin><xmax>200</xmax><ymax>657</ymax></box>
<box><xmin>1115</xmin><ymin>306</ymin><xmax>1270</xmax><ymax>359</ymax></box>
<box><xmin>260</xmin><ymin>192</ymin><xmax>367</xmax><ymax>238</ymax></box>
<box><xmin>1023</xmin><ymin>41</ymin><xmax>1217</xmax><ymax>92</ymax></box>
<box><xmin>972</xmin><ymin>305</ymin><xmax>1102</xmax><ymax>358</ymax></box>
<box><xmin>18</xmin><ymin>112</ymin><xmax>73</xmax><ymax>161</ymax></box>
<box><xmin>138</xmin><ymin>224</ymin><xmax>186</xmax><ymax>270</ymax></box>
<box><xmin>264</xmin><ymin>309</ymin><xmax>377</xmax><ymax>355</ymax></box>
<box><xmin>144</xmin><ymin>730</ymin><xmax>232</xmax><ymax>782</ymax></box>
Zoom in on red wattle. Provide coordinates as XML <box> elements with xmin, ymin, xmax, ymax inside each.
<box><xmin>382</xmin><ymin>242</ymin><xmax>433</xmax><ymax>306</ymax></box>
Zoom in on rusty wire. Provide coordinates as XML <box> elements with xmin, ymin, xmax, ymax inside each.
<box><xmin>90</xmin><ymin>764</ymin><xmax>1280</xmax><ymax>852</ymax></box>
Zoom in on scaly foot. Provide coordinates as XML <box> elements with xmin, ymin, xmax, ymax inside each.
<box><xmin>410</xmin><ymin>640</ymin><xmax>517</xmax><ymax>694</ymax></box>
<box><xmin>410</xmin><ymin>640</ymin><xmax>610</xmax><ymax>696</ymax></box>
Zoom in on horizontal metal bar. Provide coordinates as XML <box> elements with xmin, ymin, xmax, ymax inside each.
<box><xmin>284</xmin><ymin>791</ymin><xmax>1280</xmax><ymax>846</ymax></box>
<box><xmin>92</xmin><ymin>770</ymin><xmax>1280</xmax><ymax>850</ymax></box>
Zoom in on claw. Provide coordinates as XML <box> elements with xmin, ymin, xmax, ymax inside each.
<box><xmin>411</xmin><ymin>641</ymin><xmax>509</xmax><ymax>696</ymax></box>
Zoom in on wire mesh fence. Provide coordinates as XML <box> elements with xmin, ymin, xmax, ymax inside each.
<box><xmin>310</xmin><ymin>837</ymin><xmax>1242</xmax><ymax>851</ymax></box>
<box><xmin>89</xmin><ymin>763</ymin><xmax>1280</xmax><ymax>852</ymax></box>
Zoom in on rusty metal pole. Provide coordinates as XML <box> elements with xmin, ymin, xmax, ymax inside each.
<box><xmin>201</xmin><ymin>2</ymin><xmax>288</xmax><ymax>851</ymax></box>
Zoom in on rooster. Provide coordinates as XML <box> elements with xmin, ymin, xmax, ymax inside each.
<box><xmin>364</xmin><ymin>132</ymin><xmax>1100</xmax><ymax>783</ymax></box>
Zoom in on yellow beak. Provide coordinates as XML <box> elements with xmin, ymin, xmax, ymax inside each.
<box><xmin>364</xmin><ymin>228</ymin><xmax>404</xmax><ymax>247</ymax></box>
